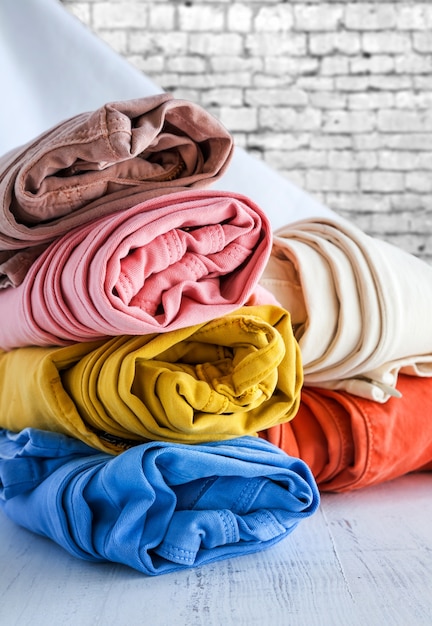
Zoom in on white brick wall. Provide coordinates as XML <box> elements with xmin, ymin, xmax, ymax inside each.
<box><xmin>61</xmin><ymin>0</ymin><xmax>432</xmax><ymax>261</ymax></box>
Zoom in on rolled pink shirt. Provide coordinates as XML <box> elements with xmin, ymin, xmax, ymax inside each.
<box><xmin>0</xmin><ymin>93</ymin><xmax>233</xmax><ymax>287</ymax></box>
<box><xmin>0</xmin><ymin>190</ymin><xmax>273</xmax><ymax>349</ymax></box>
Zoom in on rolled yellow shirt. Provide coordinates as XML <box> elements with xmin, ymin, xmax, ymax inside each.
<box><xmin>0</xmin><ymin>305</ymin><xmax>302</xmax><ymax>453</ymax></box>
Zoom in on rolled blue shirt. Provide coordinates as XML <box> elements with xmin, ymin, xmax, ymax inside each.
<box><xmin>0</xmin><ymin>428</ymin><xmax>319</xmax><ymax>575</ymax></box>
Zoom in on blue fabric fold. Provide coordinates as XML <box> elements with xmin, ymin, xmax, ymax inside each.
<box><xmin>0</xmin><ymin>428</ymin><xmax>319</xmax><ymax>575</ymax></box>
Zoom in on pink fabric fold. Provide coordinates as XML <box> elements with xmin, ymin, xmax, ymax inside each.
<box><xmin>0</xmin><ymin>190</ymin><xmax>273</xmax><ymax>349</ymax></box>
<box><xmin>0</xmin><ymin>93</ymin><xmax>233</xmax><ymax>287</ymax></box>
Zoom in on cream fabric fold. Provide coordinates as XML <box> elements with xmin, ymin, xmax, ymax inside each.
<box><xmin>260</xmin><ymin>216</ymin><xmax>432</xmax><ymax>401</ymax></box>
<box><xmin>0</xmin><ymin>93</ymin><xmax>233</xmax><ymax>287</ymax></box>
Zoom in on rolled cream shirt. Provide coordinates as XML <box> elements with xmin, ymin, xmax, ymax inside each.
<box><xmin>0</xmin><ymin>429</ymin><xmax>319</xmax><ymax>576</ymax></box>
<box><xmin>260</xmin><ymin>215</ymin><xmax>432</xmax><ymax>401</ymax></box>
<box><xmin>0</xmin><ymin>305</ymin><xmax>302</xmax><ymax>452</ymax></box>
<box><xmin>0</xmin><ymin>93</ymin><xmax>233</xmax><ymax>287</ymax></box>
<box><xmin>0</xmin><ymin>190</ymin><xmax>273</xmax><ymax>349</ymax></box>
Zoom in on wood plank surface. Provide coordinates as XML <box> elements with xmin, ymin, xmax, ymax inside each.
<box><xmin>1</xmin><ymin>472</ymin><xmax>431</xmax><ymax>626</ymax></box>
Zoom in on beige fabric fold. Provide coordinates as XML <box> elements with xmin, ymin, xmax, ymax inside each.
<box><xmin>0</xmin><ymin>93</ymin><xmax>233</xmax><ymax>287</ymax></box>
<box><xmin>260</xmin><ymin>215</ymin><xmax>432</xmax><ymax>401</ymax></box>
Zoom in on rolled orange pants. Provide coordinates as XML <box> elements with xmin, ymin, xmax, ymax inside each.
<box><xmin>260</xmin><ymin>374</ymin><xmax>432</xmax><ymax>492</ymax></box>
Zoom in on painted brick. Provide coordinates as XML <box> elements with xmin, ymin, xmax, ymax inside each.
<box><xmin>395</xmin><ymin>54</ymin><xmax>432</xmax><ymax>75</ymax></box>
<box><xmin>395</xmin><ymin>5</ymin><xmax>432</xmax><ymax>30</ymax></box>
<box><xmin>211</xmin><ymin>56</ymin><xmax>262</xmax><ymax>73</ymax></box>
<box><xmin>324</xmin><ymin>193</ymin><xmax>391</xmax><ymax>214</ymax></box>
<box><xmin>297</xmin><ymin>76</ymin><xmax>335</xmax><ymax>91</ymax></box>
<box><xmin>178</xmin><ymin>5</ymin><xmax>224</xmax><ymax>31</ymax></box>
<box><xmin>384</xmin><ymin>233</ymin><xmax>432</xmax><ymax>257</ymax></box>
<box><xmin>413</xmin><ymin>33</ymin><xmax>432</xmax><ymax>54</ymax></box>
<box><xmin>362</xmin><ymin>32</ymin><xmax>412</xmax><ymax>55</ymax></box>
<box><xmin>348</xmin><ymin>93</ymin><xmax>394</xmax><ymax>110</ymax></box>
<box><xmin>321</xmin><ymin>56</ymin><xmax>350</xmax><ymax>76</ymax></box>
<box><xmin>414</xmin><ymin>76</ymin><xmax>432</xmax><ymax>90</ymax></box>
<box><xmin>219</xmin><ymin>106</ymin><xmax>258</xmax><ymax>132</ymax></box>
<box><xmin>61</xmin><ymin>0</ymin><xmax>432</xmax><ymax>262</ymax></box>
<box><xmin>282</xmin><ymin>170</ymin><xmax>306</xmax><ymax>190</ymax></box>
<box><xmin>245</xmin><ymin>33</ymin><xmax>307</xmax><ymax>56</ymax></box>
<box><xmin>360</xmin><ymin>171</ymin><xmax>405</xmax><ymax>192</ymax></box>
<box><xmin>93</xmin><ymin>3</ymin><xmax>147</xmax><ymax>28</ymax></box>
<box><xmin>129</xmin><ymin>32</ymin><xmax>188</xmax><ymax>54</ymax></box>
<box><xmin>395</xmin><ymin>91</ymin><xmax>432</xmax><ymax>109</ymax></box>
<box><xmin>264</xmin><ymin>57</ymin><xmax>319</xmax><ymax>76</ymax></box>
<box><xmin>259</xmin><ymin>107</ymin><xmax>322</xmax><ymax>131</ymax></box>
<box><xmin>266</xmin><ymin>149</ymin><xmax>326</xmax><ymax>170</ymax></box>
<box><xmin>177</xmin><ymin>72</ymin><xmax>252</xmax><ymax>88</ymax></box>
<box><xmin>227</xmin><ymin>4</ymin><xmax>253</xmax><ymax>33</ymax></box>
<box><xmin>323</xmin><ymin>110</ymin><xmax>376</xmax><ymax>134</ymax></box>
<box><xmin>63</xmin><ymin>2</ymin><xmax>90</xmax><ymax>23</ymax></box>
<box><xmin>378</xmin><ymin>110</ymin><xmax>432</xmax><ymax>133</ymax></box>
<box><xmin>328</xmin><ymin>150</ymin><xmax>378</xmax><ymax>170</ymax></box>
<box><xmin>310</xmin><ymin>135</ymin><xmax>352</xmax><ymax>150</ymax></box>
<box><xmin>350</xmin><ymin>55</ymin><xmax>394</xmax><ymax>75</ymax></box>
<box><xmin>367</xmin><ymin>75</ymin><xmax>412</xmax><ymax>91</ymax></box>
<box><xmin>149</xmin><ymin>5</ymin><xmax>175</xmax><ymax>30</ymax></box>
<box><xmin>309</xmin><ymin>92</ymin><xmax>347</xmax><ymax>109</ymax></box>
<box><xmin>128</xmin><ymin>54</ymin><xmax>164</xmax><ymax>73</ymax></box>
<box><xmin>293</xmin><ymin>5</ymin><xmax>343</xmax><ymax>32</ymax></box>
<box><xmin>201</xmin><ymin>88</ymin><xmax>243</xmax><ymax>106</ymax></box>
<box><xmin>246</xmin><ymin>132</ymin><xmax>311</xmax><ymax>150</ymax></box>
<box><xmin>254</xmin><ymin>5</ymin><xmax>293</xmax><ymax>32</ymax></box>
<box><xmin>380</xmin><ymin>133</ymin><xmax>432</xmax><ymax>151</ymax></box>
<box><xmin>344</xmin><ymin>4</ymin><xmax>397</xmax><ymax>31</ymax></box>
<box><xmin>97</xmin><ymin>29</ymin><xmax>128</xmax><ymax>54</ymax></box>
<box><xmin>378</xmin><ymin>151</ymin><xmax>423</xmax><ymax>171</ymax></box>
<box><xmin>169</xmin><ymin>57</ymin><xmax>207</xmax><ymax>74</ymax></box>
<box><xmin>252</xmin><ymin>74</ymin><xmax>295</xmax><ymax>88</ymax></box>
<box><xmin>352</xmin><ymin>133</ymin><xmax>382</xmax><ymax>150</ymax></box>
<box><xmin>334</xmin><ymin>75</ymin><xmax>370</xmax><ymax>92</ymax></box>
<box><xmin>406</xmin><ymin>172</ymin><xmax>432</xmax><ymax>193</ymax></box>
<box><xmin>245</xmin><ymin>88</ymin><xmax>308</xmax><ymax>107</ymax></box>
<box><xmin>189</xmin><ymin>33</ymin><xmax>243</xmax><ymax>56</ymax></box>
<box><xmin>309</xmin><ymin>32</ymin><xmax>361</xmax><ymax>56</ymax></box>
<box><xmin>306</xmin><ymin>169</ymin><xmax>358</xmax><ymax>192</ymax></box>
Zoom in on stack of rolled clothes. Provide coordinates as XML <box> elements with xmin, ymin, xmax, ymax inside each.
<box><xmin>258</xmin><ymin>216</ymin><xmax>432</xmax><ymax>491</ymax></box>
<box><xmin>0</xmin><ymin>94</ymin><xmax>319</xmax><ymax>575</ymax></box>
<box><xmin>2</xmin><ymin>94</ymin><xmax>432</xmax><ymax>574</ymax></box>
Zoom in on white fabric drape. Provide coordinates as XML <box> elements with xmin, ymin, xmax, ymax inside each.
<box><xmin>0</xmin><ymin>0</ymin><xmax>335</xmax><ymax>230</ymax></box>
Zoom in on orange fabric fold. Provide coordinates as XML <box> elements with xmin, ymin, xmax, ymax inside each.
<box><xmin>260</xmin><ymin>374</ymin><xmax>432</xmax><ymax>492</ymax></box>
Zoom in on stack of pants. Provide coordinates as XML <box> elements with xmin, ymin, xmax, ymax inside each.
<box><xmin>2</xmin><ymin>94</ymin><xmax>432</xmax><ymax>575</ymax></box>
<box><xmin>0</xmin><ymin>95</ymin><xmax>318</xmax><ymax>575</ymax></box>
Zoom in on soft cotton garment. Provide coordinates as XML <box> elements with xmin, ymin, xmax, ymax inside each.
<box><xmin>0</xmin><ymin>190</ymin><xmax>274</xmax><ymax>349</ymax></box>
<box><xmin>0</xmin><ymin>93</ymin><xmax>233</xmax><ymax>288</ymax></box>
<box><xmin>0</xmin><ymin>305</ymin><xmax>302</xmax><ymax>452</ymax></box>
<box><xmin>0</xmin><ymin>428</ymin><xmax>319</xmax><ymax>575</ymax></box>
<box><xmin>260</xmin><ymin>374</ymin><xmax>432</xmax><ymax>492</ymax></box>
<box><xmin>260</xmin><ymin>215</ymin><xmax>432</xmax><ymax>402</ymax></box>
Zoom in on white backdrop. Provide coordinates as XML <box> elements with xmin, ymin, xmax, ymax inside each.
<box><xmin>0</xmin><ymin>0</ymin><xmax>335</xmax><ymax>230</ymax></box>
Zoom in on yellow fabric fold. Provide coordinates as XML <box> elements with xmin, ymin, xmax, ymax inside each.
<box><xmin>0</xmin><ymin>305</ymin><xmax>302</xmax><ymax>453</ymax></box>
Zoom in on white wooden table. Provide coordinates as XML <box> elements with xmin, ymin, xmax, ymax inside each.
<box><xmin>1</xmin><ymin>472</ymin><xmax>431</xmax><ymax>626</ymax></box>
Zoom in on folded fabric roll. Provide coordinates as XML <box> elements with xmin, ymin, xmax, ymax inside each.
<box><xmin>0</xmin><ymin>189</ymin><xmax>273</xmax><ymax>349</ymax></box>
<box><xmin>260</xmin><ymin>215</ymin><xmax>432</xmax><ymax>401</ymax></box>
<box><xmin>0</xmin><ymin>93</ymin><xmax>233</xmax><ymax>288</ymax></box>
<box><xmin>260</xmin><ymin>374</ymin><xmax>432</xmax><ymax>492</ymax></box>
<box><xmin>0</xmin><ymin>305</ymin><xmax>302</xmax><ymax>452</ymax></box>
<box><xmin>0</xmin><ymin>428</ymin><xmax>319</xmax><ymax>575</ymax></box>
